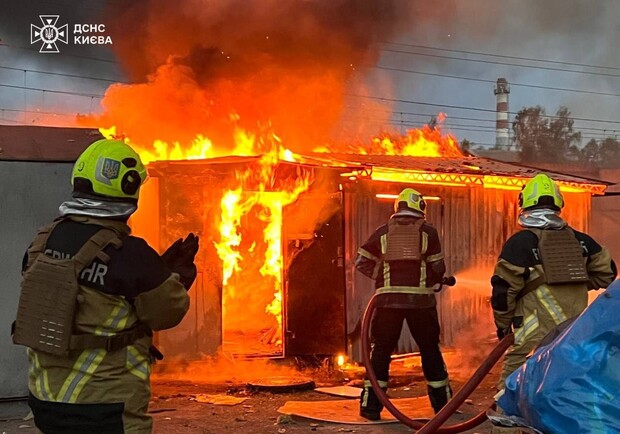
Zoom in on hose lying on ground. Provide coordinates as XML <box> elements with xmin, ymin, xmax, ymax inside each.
<box><xmin>361</xmin><ymin>293</ymin><xmax>515</xmax><ymax>433</ymax></box>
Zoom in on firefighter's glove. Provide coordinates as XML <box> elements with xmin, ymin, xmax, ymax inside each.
<box><xmin>162</xmin><ymin>233</ymin><xmax>200</xmax><ymax>290</ymax></box>
<box><xmin>496</xmin><ymin>326</ymin><xmax>513</xmax><ymax>340</ymax></box>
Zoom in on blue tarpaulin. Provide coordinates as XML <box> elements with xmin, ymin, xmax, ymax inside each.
<box><xmin>498</xmin><ymin>280</ymin><xmax>620</xmax><ymax>434</ymax></box>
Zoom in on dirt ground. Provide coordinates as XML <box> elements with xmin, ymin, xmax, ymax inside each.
<box><xmin>0</xmin><ymin>353</ymin><xmax>502</xmax><ymax>434</ymax></box>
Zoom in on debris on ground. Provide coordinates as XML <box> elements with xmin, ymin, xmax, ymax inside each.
<box><xmin>276</xmin><ymin>414</ymin><xmax>296</xmax><ymax>425</ymax></box>
<box><xmin>193</xmin><ymin>393</ymin><xmax>248</xmax><ymax>405</ymax></box>
<box><xmin>314</xmin><ymin>385</ymin><xmax>362</xmax><ymax>398</ymax></box>
<box><xmin>148</xmin><ymin>408</ymin><xmax>177</xmax><ymax>414</ymax></box>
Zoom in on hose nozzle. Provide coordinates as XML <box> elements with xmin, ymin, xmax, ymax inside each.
<box><xmin>442</xmin><ymin>276</ymin><xmax>457</xmax><ymax>287</ymax></box>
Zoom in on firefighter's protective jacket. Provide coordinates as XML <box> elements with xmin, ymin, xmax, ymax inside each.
<box><xmin>491</xmin><ymin>226</ymin><xmax>616</xmax><ymax>377</ymax></box>
<box><xmin>355</xmin><ymin>214</ymin><xmax>446</xmax><ymax>307</ymax></box>
<box><xmin>23</xmin><ymin>216</ymin><xmax>190</xmax><ymax>434</ymax></box>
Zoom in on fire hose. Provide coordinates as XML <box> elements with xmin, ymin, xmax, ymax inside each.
<box><xmin>361</xmin><ymin>277</ymin><xmax>516</xmax><ymax>433</ymax></box>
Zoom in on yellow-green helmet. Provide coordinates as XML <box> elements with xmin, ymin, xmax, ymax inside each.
<box><xmin>394</xmin><ymin>188</ymin><xmax>426</xmax><ymax>214</ymax></box>
<box><xmin>72</xmin><ymin>139</ymin><xmax>147</xmax><ymax>202</ymax></box>
<box><xmin>518</xmin><ymin>173</ymin><xmax>564</xmax><ymax>211</ymax></box>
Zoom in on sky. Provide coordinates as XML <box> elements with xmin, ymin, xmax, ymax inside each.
<box><xmin>0</xmin><ymin>0</ymin><xmax>619</xmax><ymax>150</ymax></box>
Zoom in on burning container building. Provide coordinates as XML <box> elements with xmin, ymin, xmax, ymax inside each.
<box><xmin>0</xmin><ymin>125</ymin><xmax>610</xmax><ymax>372</ymax></box>
<box><xmin>128</xmin><ymin>146</ymin><xmax>608</xmax><ymax>362</ymax></box>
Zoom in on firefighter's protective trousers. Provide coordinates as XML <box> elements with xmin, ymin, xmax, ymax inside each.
<box><xmin>361</xmin><ymin>306</ymin><xmax>451</xmax><ymax>414</ymax></box>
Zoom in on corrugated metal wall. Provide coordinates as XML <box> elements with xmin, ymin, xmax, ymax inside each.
<box><xmin>344</xmin><ymin>180</ymin><xmax>591</xmax><ymax>359</ymax></box>
<box><xmin>0</xmin><ymin>162</ymin><xmax>72</xmax><ymax>398</ymax></box>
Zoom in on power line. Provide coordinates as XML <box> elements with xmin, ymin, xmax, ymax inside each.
<box><xmin>381</xmin><ymin>42</ymin><xmax>620</xmax><ymax>72</ymax></box>
<box><xmin>384</xmin><ymin>120</ymin><xmax>617</xmax><ymax>141</ymax></box>
<box><xmin>392</xmin><ymin>120</ymin><xmax>618</xmax><ymax>139</ymax></box>
<box><xmin>0</xmin><ymin>117</ymin><xmax>28</xmax><ymax>125</ymax></box>
<box><xmin>0</xmin><ymin>83</ymin><xmax>104</xmax><ymax>98</ymax></box>
<box><xmin>0</xmin><ymin>65</ymin><xmax>121</xmax><ymax>84</ymax></box>
<box><xmin>374</xmin><ymin>65</ymin><xmax>620</xmax><ymax>98</ymax></box>
<box><xmin>348</xmin><ymin>94</ymin><xmax>620</xmax><ymax>125</ymax></box>
<box><xmin>0</xmin><ymin>43</ymin><xmax>118</xmax><ymax>64</ymax></box>
<box><xmin>345</xmin><ymin>105</ymin><xmax>496</xmax><ymax>124</ymax></box>
<box><xmin>0</xmin><ymin>107</ymin><xmax>81</xmax><ymax>116</ymax></box>
<box><xmin>381</xmin><ymin>48</ymin><xmax>620</xmax><ymax>79</ymax></box>
<box><xmin>342</xmin><ymin>111</ymin><xmax>620</xmax><ymax>140</ymax></box>
<box><xmin>346</xmin><ymin>106</ymin><xmax>620</xmax><ymax>134</ymax></box>
<box><xmin>386</xmin><ymin>112</ymin><xmax>618</xmax><ymax>133</ymax></box>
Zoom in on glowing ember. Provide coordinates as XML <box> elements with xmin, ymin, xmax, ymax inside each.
<box><xmin>336</xmin><ymin>354</ymin><xmax>345</xmax><ymax>367</ymax></box>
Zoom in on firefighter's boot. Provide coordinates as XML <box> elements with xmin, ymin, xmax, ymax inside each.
<box><xmin>360</xmin><ymin>380</ymin><xmax>387</xmax><ymax>420</ymax></box>
<box><xmin>427</xmin><ymin>379</ymin><xmax>453</xmax><ymax>413</ymax></box>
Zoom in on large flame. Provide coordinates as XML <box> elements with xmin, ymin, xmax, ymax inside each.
<box><xmin>102</xmin><ymin>115</ymin><xmax>460</xmax><ymax>347</ymax></box>
<box><xmin>315</xmin><ymin>117</ymin><xmax>464</xmax><ymax>158</ymax></box>
<box><xmin>211</xmin><ymin>152</ymin><xmax>311</xmax><ymax>349</ymax></box>
<box><xmin>101</xmin><ymin>124</ymin><xmax>299</xmax><ymax>164</ymax></box>
<box><xmin>106</xmin><ymin>122</ymin><xmax>311</xmax><ymax>352</ymax></box>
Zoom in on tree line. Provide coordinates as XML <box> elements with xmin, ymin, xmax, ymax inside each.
<box><xmin>463</xmin><ymin>106</ymin><xmax>620</xmax><ymax>168</ymax></box>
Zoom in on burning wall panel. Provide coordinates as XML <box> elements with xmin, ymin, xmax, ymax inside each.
<box><xmin>134</xmin><ymin>164</ymin><xmax>225</xmax><ymax>359</ymax></box>
<box><xmin>131</xmin><ymin>152</ymin><xmax>598</xmax><ymax>363</ymax></box>
<box><xmin>343</xmin><ymin>178</ymin><xmax>595</xmax><ymax>361</ymax></box>
<box><xmin>133</xmin><ymin>159</ymin><xmax>346</xmax><ymax>359</ymax></box>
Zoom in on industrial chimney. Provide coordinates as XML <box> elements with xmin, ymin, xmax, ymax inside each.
<box><xmin>494</xmin><ymin>78</ymin><xmax>510</xmax><ymax>150</ymax></box>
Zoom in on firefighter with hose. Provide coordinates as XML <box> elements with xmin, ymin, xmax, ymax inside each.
<box><xmin>12</xmin><ymin>139</ymin><xmax>199</xmax><ymax>433</ymax></box>
<box><xmin>491</xmin><ymin>173</ymin><xmax>616</xmax><ymax>390</ymax></box>
<box><xmin>355</xmin><ymin>187</ymin><xmax>453</xmax><ymax>420</ymax></box>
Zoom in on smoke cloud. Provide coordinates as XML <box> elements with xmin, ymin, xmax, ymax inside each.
<box><xmin>84</xmin><ymin>0</ymin><xmax>458</xmax><ymax>153</ymax></box>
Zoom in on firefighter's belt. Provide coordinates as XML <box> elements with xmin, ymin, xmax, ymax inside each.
<box><xmin>376</xmin><ymin>286</ymin><xmax>435</xmax><ymax>295</ymax></box>
<box><xmin>528</xmin><ymin>228</ymin><xmax>588</xmax><ymax>285</ymax></box>
<box><xmin>516</xmin><ymin>275</ymin><xmax>545</xmax><ymax>302</ymax></box>
<box><xmin>384</xmin><ymin>218</ymin><xmax>424</xmax><ymax>261</ymax></box>
<box><xmin>69</xmin><ymin>325</ymin><xmax>150</xmax><ymax>352</ymax></box>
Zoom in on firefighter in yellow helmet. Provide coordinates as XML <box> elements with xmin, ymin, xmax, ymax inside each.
<box><xmin>12</xmin><ymin>139</ymin><xmax>199</xmax><ymax>433</ymax></box>
<box><xmin>492</xmin><ymin>173</ymin><xmax>616</xmax><ymax>389</ymax></box>
<box><xmin>355</xmin><ymin>188</ymin><xmax>452</xmax><ymax>420</ymax></box>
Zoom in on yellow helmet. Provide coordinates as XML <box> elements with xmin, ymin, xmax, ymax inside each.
<box><xmin>394</xmin><ymin>188</ymin><xmax>426</xmax><ymax>214</ymax></box>
<box><xmin>518</xmin><ymin>173</ymin><xmax>564</xmax><ymax>211</ymax></box>
<box><xmin>72</xmin><ymin>139</ymin><xmax>147</xmax><ymax>202</ymax></box>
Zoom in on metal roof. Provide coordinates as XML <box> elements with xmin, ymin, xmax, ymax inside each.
<box><xmin>0</xmin><ymin>125</ymin><xmax>609</xmax><ymax>192</ymax></box>
<box><xmin>306</xmin><ymin>152</ymin><xmax>611</xmax><ymax>189</ymax></box>
<box><xmin>148</xmin><ymin>152</ymin><xmax>610</xmax><ymax>194</ymax></box>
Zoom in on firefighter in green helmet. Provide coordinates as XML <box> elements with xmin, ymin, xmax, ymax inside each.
<box><xmin>13</xmin><ymin>139</ymin><xmax>199</xmax><ymax>433</ymax></box>
<box><xmin>492</xmin><ymin>173</ymin><xmax>616</xmax><ymax>390</ymax></box>
<box><xmin>355</xmin><ymin>187</ymin><xmax>452</xmax><ymax>420</ymax></box>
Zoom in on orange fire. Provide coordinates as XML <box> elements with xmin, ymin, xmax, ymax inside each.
<box><xmin>213</xmin><ymin>152</ymin><xmax>310</xmax><ymax>348</ymax></box>
<box><xmin>102</xmin><ymin>116</ymin><xmax>460</xmax><ymax>347</ymax></box>
<box><xmin>367</xmin><ymin>125</ymin><xmax>463</xmax><ymax>157</ymax></box>
<box><xmin>100</xmin><ymin>125</ymin><xmax>300</xmax><ymax>164</ymax></box>
<box><xmin>315</xmin><ymin>120</ymin><xmax>463</xmax><ymax>158</ymax></box>
<box><xmin>103</xmin><ymin>124</ymin><xmax>310</xmax><ymax>351</ymax></box>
